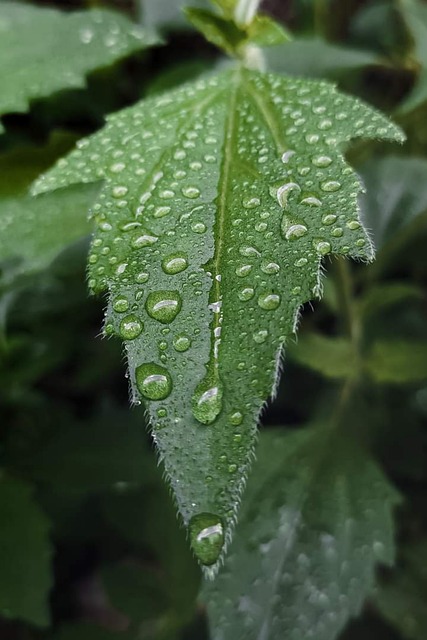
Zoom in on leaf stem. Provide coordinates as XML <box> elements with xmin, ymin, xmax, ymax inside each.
<box><xmin>334</xmin><ymin>257</ymin><xmax>361</xmax><ymax>350</ymax></box>
<box><xmin>234</xmin><ymin>0</ymin><xmax>262</xmax><ymax>26</ymax></box>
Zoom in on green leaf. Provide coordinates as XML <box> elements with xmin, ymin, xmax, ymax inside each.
<box><xmin>366</xmin><ymin>340</ymin><xmax>427</xmax><ymax>383</ymax></box>
<box><xmin>32</xmin><ymin>68</ymin><xmax>403</xmax><ymax>571</ymax></box>
<box><xmin>246</xmin><ymin>15</ymin><xmax>291</xmax><ymax>47</ymax></box>
<box><xmin>398</xmin><ymin>0</ymin><xmax>427</xmax><ymax>112</ymax></box>
<box><xmin>375</xmin><ymin>541</ymin><xmax>427</xmax><ymax>640</ymax></box>
<box><xmin>0</xmin><ymin>473</ymin><xmax>52</xmax><ymax>627</ymax></box>
<box><xmin>0</xmin><ymin>135</ymin><xmax>99</xmax><ymax>280</ymax></box>
<box><xmin>20</xmin><ymin>408</ymin><xmax>158</xmax><ymax>493</ymax></box>
<box><xmin>203</xmin><ymin>427</ymin><xmax>400</xmax><ymax>640</ymax></box>
<box><xmin>0</xmin><ymin>2</ymin><xmax>158</xmax><ymax>132</ymax></box>
<box><xmin>358</xmin><ymin>282</ymin><xmax>424</xmax><ymax>320</ymax></box>
<box><xmin>359</xmin><ymin>156</ymin><xmax>427</xmax><ymax>249</ymax></box>
<box><xmin>266</xmin><ymin>38</ymin><xmax>378</xmax><ymax>79</ymax></box>
<box><xmin>184</xmin><ymin>7</ymin><xmax>245</xmax><ymax>55</ymax></box>
<box><xmin>289</xmin><ymin>332</ymin><xmax>357</xmax><ymax>379</ymax></box>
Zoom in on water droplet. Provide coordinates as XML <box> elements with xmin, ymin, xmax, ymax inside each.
<box><xmin>159</xmin><ymin>189</ymin><xmax>175</xmax><ymax>199</ymax></box>
<box><xmin>173</xmin><ymin>334</ymin><xmax>192</xmax><ymax>352</ymax></box>
<box><xmin>182</xmin><ymin>186</ymin><xmax>200</xmax><ymax>199</ymax></box>
<box><xmin>135</xmin><ymin>363</ymin><xmax>172</xmax><ymax>400</ymax></box>
<box><xmin>261</xmin><ymin>261</ymin><xmax>280</xmax><ymax>275</ymax></box>
<box><xmin>192</xmin><ymin>375</ymin><xmax>223</xmax><ymax>425</ymax></box>
<box><xmin>322</xmin><ymin>214</ymin><xmax>337</xmax><ymax>226</ymax></box>
<box><xmin>112</xmin><ymin>186</ymin><xmax>128</xmax><ymax>198</ymax></box>
<box><xmin>300</xmin><ymin>196</ymin><xmax>322</xmax><ymax>207</ymax></box>
<box><xmin>239</xmin><ymin>246</ymin><xmax>260</xmax><ymax>258</ymax></box>
<box><xmin>191</xmin><ymin>222</ymin><xmax>207</xmax><ymax>234</ymax></box>
<box><xmin>238</xmin><ymin>287</ymin><xmax>255</xmax><ymax>301</ymax></box>
<box><xmin>294</xmin><ymin>257</ymin><xmax>308</xmax><ymax>267</ymax></box>
<box><xmin>110</xmin><ymin>162</ymin><xmax>125</xmax><ymax>173</ymax></box>
<box><xmin>119</xmin><ymin>315</ymin><xmax>143</xmax><ymax>340</ymax></box>
<box><xmin>162</xmin><ymin>253</ymin><xmax>188</xmax><ymax>275</ymax></box>
<box><xmin>189</xmin><ymin>513</ymin><xmax>224</xmax><ymax>566</ymax></box>
<box><xmin>282</xmin><ymin>220</ymin><xmax>308</xmax><ymax>241</ymax></box>
<box><xmin>331</xmin><ymin>227</ymin><xmax>343</xmax><ymax>237</ymax></box>
<box><xmin>258</xmin><ymin>293</ymin><xmax>281</xmax><ymax>310</ymax></box>
<box><xmin>113</xmin><ymin>296</ymin><xmax>129</xmax><ymax>313</ymax></box>
<box><xmin>276</xmin><ymin>182</ymin><xmax>301</xmax><ymax>207</ymax></box>
<box><xmin>312</xmin><ymin>155</ymin><xmax>332</xmax><ymax>167</ymax></box>
<box><xmin>243</xmin><ymin>197</ymin><xmax>261</xmax><ymax>209</ymax></box>
<box><xmin>136</xmin><ymin>272</ymin><xmax>149</xmax><ymax>283</ymax></box>
<box><xmin>236</xmin><ymin>264</ymin><xmax>252</xmax><ymax>277</ymax></box>
<box><xmin>316</xmin><ymin>241</ymin><xmax>332</xmax><ymax>255</ymax></box>
<box><xmin>356</xmin><ymin>238</ymin><xmax>366</xmax><ymax>247</ymax></box>
<box><xmin>146</xmin><ymin>291</ymin><xmax>182</xmax><ymax>324</ymax></box>
<box><xmin>253</xmin><ymin>329</ymin><xmax>268</xmax><ymax>343</ymax></box>
<box><xmin>321</xmin><ymin>180</ymin><xmax>341</xmax><ymax>192</ymax></box>
<box><xmin>229</xmin><ymin>412</ymin><xmax>243</xmax><ymax>426</ymax></box>
<box><xmin>131</xmin><ymin>231</ymin><xmax>158</xmax><ymax>249</ymax></box>
<box><xmin>347</xmin><ymin>220</ymin><xmax>361</xmax><ymax>230</ymax></box>
<box><xmin>153</xmin><ymin>206</ymin><xmax>171</xmax><ymax>218</ymax></box>
<box><xmin>281</xmin><ymin>150</ymin><xmax>295</xmax><ymax>163</ymax></box>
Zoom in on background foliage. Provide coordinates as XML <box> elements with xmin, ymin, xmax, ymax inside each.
<box><xmin>0</xmin><ymin>1</ymin><xmax>427</xmax><ymax>639</ymax></box>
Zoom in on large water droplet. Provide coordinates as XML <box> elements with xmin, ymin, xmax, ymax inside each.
<box><xmin>162</xmin><ymin>253</ymin><xmax>188</xmax><ymax>275</ymax></box>
<box><xmin>119</xmin><ymin>315</ymin><xmax>143</xmax><ymax>340</ymax></box>
<box><xmin>322</xmin><ymin>214</ymin><xmax>337</xmax><ymax>226</ymax></box>
<box><xmin>146</xmin><ymin>291</ymin><xmax>182</xmax><ymax>324</ymax></box>
<box><xmin>192</xmin><ymin>375</ymin><xmax>223</xmax><ymax>425</ymax></box>
<box><xmin>113</xmin><ymin>296</ymin><xmax>129</xmax><ymax>313</ymax></box>
<box><xmin>321</xmin><ymin>180</ymin><xmax>341</xmax><ymax>192</ymax></box>
<box><xmin>316</xmin><ymin>241</ymin><xmax>332</xmax><ymax>255</ymax></box>
<box><xmin>135</xmin><ymin>363</ymin><xmax>172</xmax><ymax>400</ymax></box>
<box><xmin>275</xmin><ymin>182</ymin><xmax>301</xmax><ymax>208</ymax></box>
<box><xmin>189</xmin><ymin>513</ymin><xmax>224</xmax><ymax>566</ymax></box>
<box><xmin>131</xmin><ymin>231</ymin><xmax>158</xmax><ymax>249</ymax></box>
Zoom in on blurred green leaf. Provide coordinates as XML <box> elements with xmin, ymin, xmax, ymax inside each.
<box><xmin>246</xmin><ymin>15</ymin><xmax>291</xmax><ymax>47</ymax></box>
<box><xmin>359</xmin><ymin>156</ymin><xmax>427</xmax><ymax>250</ymax></box>
<box><xmin>359</xmin><ymin>283</ymin><xmax>424</xmax><ymax>320</ymax></box>
<box><xmin>398</xmin><ymin>0</ymin><xmax>427</xmax><ymax>112</ymax></box>
<box><xmin>375</xmin><ymin>541</ymin><xmax>427</xmax><ymax>640</ymax></box>
<box><xmin>204</xmin><ymin>427</ymin><xmax>399</xmax><ymax>640</ymax></box>
<box><xmin>183</xmin><ymin>7</ymin><xmax>244</xmax><ymax>55</ymax></box>
<box><xmin>266</xmin><ymin>38</ymin><xmax>378</xmax><ymax>79</ymax></box>
<box><xmin>0</xmin><ymin>135</ymin><xmax>99</xmax><ymax>281</ymax></box>
<box><xmin>366</xmin><ymin>340</ymin><xmax>427</xmax><ymax>384</ymax></box>
<box><xmin>53</xmin><ymin>622</ymin><xmax>130</xmax><ymax>640</ymax></box>
<box><xmin>0</xmin><ymin>2</ymin><xmax>158</xmax><ymax>131</ymax></box>
<box><xmin>142</xmin><ymin>0</ymin><xmax>208</xmax><ymax>29</ymax></box>
<box><xmin>20</xmin><ymin>408</ymin><xmax>157</xmax><ymax>493</ymax></box>
<box><xmin>288</xmin><ymin>332</ymin><xmax>357</xmax><ymax>379</ymax></box>
<box><xmin>0</xmin><ymin>473</ymin><xmax>52</xmax><ymax>627</ymax></box>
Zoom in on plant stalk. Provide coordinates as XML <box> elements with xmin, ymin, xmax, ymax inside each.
<box><xmin>234</xmin><ymin>0</ymin><xmax>261</xmax><ymax>26</ymax></box>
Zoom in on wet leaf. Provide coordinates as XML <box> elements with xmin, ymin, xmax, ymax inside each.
<box><xmin>0</xmin><ymin>473</ymin><xmax>52</xmax><ymax>627</ymax></box>
<box><xmin>33</xmin><ymin>68</ymin><xmax>403</xmax><ymax>571</ymax></box>
<box><xmin>203</xmin><ymin>427</ymin><xmax>400</xmax><ymax>640</ymax></box>
<box><xmin>0</xmin><ymin>2</ymin><xmax>158</xmax><ymax>132</ymax></box>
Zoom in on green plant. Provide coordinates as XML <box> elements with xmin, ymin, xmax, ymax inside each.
<box><xmin>1</xmin><ymin>1</ymin><xmax>427</xmax><ymax>639</ymax></box>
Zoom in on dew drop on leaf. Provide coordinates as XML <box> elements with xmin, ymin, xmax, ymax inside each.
<box><xmin>135</xmin><ymin>362</ymin><xmax>172</xmax><ymax>400</ymax></box>
<box><xmin>192</xmin><ymin>375</ymin><xmax>223</xmax><ymax>425</ymax></box>
<box><xmin>145</xmin><ymin>290</ymin><xmax>182</xmax><ymax>324</ymax></box>
<box><xmin>189</xmin><ymin>513</ymin><xmax>224</xmax><ymax>566</ymax></box>
<box><xmin>112</xmin><ymin>295</ymin><xmax>129</xmax><ymax>313</ymax></box>
<box><xmin>258</xmin><ymin>293</ymin><xmax>281</xmax><ymax>310</ymax></box>
<box><xmin>282</xmin><ymin>220</ymin><xmax>308</xmax><ymax>241</ymax></box>
<box><xmin>119</xmin><ymin>314</ymin><xmax>143</xmax><ymax>340</ymax></box>
<box><xmin>322</xmin><ymin>214</ymin><xmax>337</xmax><ymax>226</ymax></box>
<box><xmin>173</xmin><ymin>334</ymin><xmax>192</xmax><ymax>352</ymax></box>
<box><xmin>161</xmin><ymin>253</ymin><xmax>189</xmax><ymax>275</ymax></box>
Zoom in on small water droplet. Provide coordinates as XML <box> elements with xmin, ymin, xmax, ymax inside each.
<box><xmin>135</xmin><ymin>363</ymin><xmax>172</xmax><ymax>400</ymax></box>
<box><xmin>110</xmin><ymin>162</ymin><xmax>125</xmax><ymax>173</ymax></box>
<box><xmin>153</xmin><ymin>206</ymin><xmax>171</xmax><ymax>218</ymax></box>
<box><xmin>113</xmin><ymin>296</ymin><xmax>129</xmax><ymax>313</ymax></box>
<box><xmin>281</xmin><ymin>150</ymin><xmax>295</xmax><ymax>163</ymax></box>
<box><xmin>321</xmin><ymin>180</ymin><xmax>341</xmax><ymax>192</ymax></box>
<box><xmin>228</xmin><ymin>464</ymin><xmax>237</xmax><ymax>474</ymax></box>
<box><xmin>119</xmin><ymin>315</ymin><xmax>143</xmax><ymax>340</ymax></box>
<box><xmin>282</xmin><ymin>220</ymin><xmax>308</xmax><ymax>241</ymax></box>
<box><xmin>162</xmin><ymin>253</ymin><xmax>188</xmax><ymax>275</ymax></box>
<box><xmin>312</xmin><ymin>155</ymin><xmax>332</xmax><ymax>167</ymax></box>
<box><xmin>192</xmin><ymin>375</ymin><xmax>223</xmax><ymax>425</ymax></box>
<box><xmin>229</xmin><ymin>411</ymin><xmax>243</xmax><ymax>426</ymax></box>
<box><xmin>258</xmin><ymin>293</ymin><xmax>281</xmax><ymax>310</ymax></box>
<box><xmin>316</xmin><ymin>241</ymin><xmax>332</xmax><ymax>255</ymax></box>
<box><xmin>236</xmin><ymin>264</ymin><xmax>252</xmax><ymax>277</ymax></box>
<box><xmin>189</xmin><ymin>513</ymin><xmax>224</xmax><ymax>566</ymax></box>
<box><xmin>146</xmin><ymin>291</ymin><xmax>182</xmax><ymax>324</ymax></box>
<box><xmin>131</xmin><ymin>231</ymin><xmax>158</xmax><ymax>249</ymax></box>
<box><xmin>191</xmin><ymin>222</ymin><xmax>207</xmax><ymax>234</ymax></box>
<box><xmin>253</xmin><ymin>329</ymin><xmax>268</xmax><ymax>343</ymax></box>
<box><xmin>347</xmin><ymin>220</ymin><xmax>361</xmax><ymax>230</ymax></box>
<box><xmin>238</xmin><ymin>287</ymin><xmax>255</xmax><ymax>301</ymax></box>
<box><xmin>159</xmin><ymin>189</ymin><xmax>175</xmax><ymax>199</ymax></box>
<box><xmin>300</xmin><ymin>196</ymin><xmax>322</xmax><ymax>207</ymax></box>
<box><xmin>173</xmin><ymin>334</ymin><xmax>192</xmax><ymax>352</ymax></box>
<box><xmin>112</xmin><ymin>186</ymin><xmax>128</xmax><ymax>198</ymax></box>
<box><xmin>322</xmin><ymin>214</ymin><xmax>337</xmax><ymax>226</ymax></box>
<box><xmin>261</xmin><ymin>261</ymin><xmax>280</xmax><ymax>275</ymax></box>
<box><xmin>275</xmin><ymin>182</ymin><xmax>301</xmax><ymax>208</ymax></box>
<box><xmin>294</xmin><ymin>257</ymin><xmax>308</xmax><ymax>267</ymax></box>
<box><xmin>182</xmin><ymin>186</ymin><xmax>200</xmax><ymax>199</ymax></box>
<box><xmin>136</xmin><ymin>272</ymin><xmax>149</xmax><ymax>283</ymax></box>
<box><xmin>243</xmin><ymin>197</ymin><xmax>261</xmax><ymax>209</ymax></box>
<box><xmin>331</xmin><ymin>227</ymin><xmax>343</xmax><ymax>237</ymax></box>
